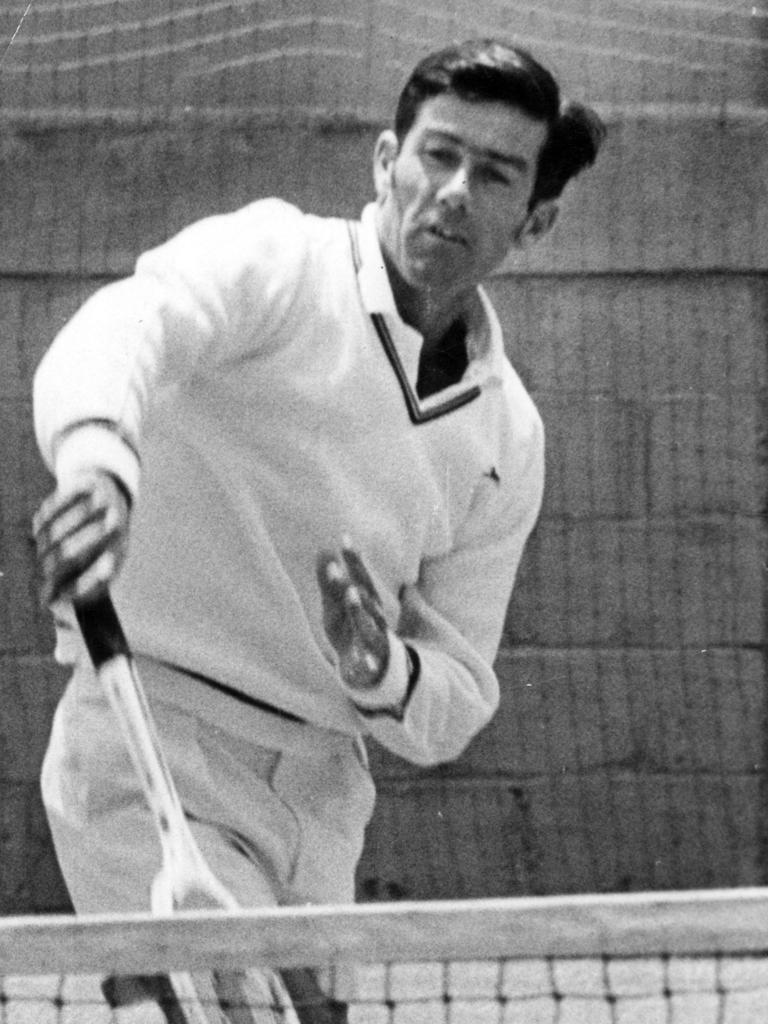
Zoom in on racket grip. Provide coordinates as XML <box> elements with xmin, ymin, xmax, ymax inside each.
<box><xmin>75</xmin><ymin>593</ymin><xmax>131</xmax><ymax>668</ymax></box>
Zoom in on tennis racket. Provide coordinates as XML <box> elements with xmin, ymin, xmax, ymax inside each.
<box><xmin>74</xmin><ymin>593</ymin><xmax>299</xmax><ymax>1024</ymax></box>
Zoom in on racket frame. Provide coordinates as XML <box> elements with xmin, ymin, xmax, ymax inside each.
<box><xmin>74</xmin><ymin>594</ymin><xmax>298</xmax><ymax>1024</ymax></box>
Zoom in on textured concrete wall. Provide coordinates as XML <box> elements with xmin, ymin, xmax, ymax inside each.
<box><xmin>0</xmin><ymin>95</ymin><xmax>765</xmax><ymax>912</ymax></box>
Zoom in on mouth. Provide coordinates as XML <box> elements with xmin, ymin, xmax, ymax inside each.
<box><xmin>426</xmin><ymin>223</ymin><xmax>468</xmax><ymax>247</ymax></box>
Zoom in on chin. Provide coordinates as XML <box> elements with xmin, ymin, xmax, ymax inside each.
<box><xmin>404</xmin><ymin>256</ymin><xmax>471</xmax><ymax>293</ymax></box>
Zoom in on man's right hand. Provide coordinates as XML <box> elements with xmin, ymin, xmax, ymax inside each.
<box><xmin>32</xmin><ymin>471</ymin><xmax>131</xmax><ymax>606</ymax></box>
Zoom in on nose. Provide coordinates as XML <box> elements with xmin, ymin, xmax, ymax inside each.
<box><xmin>437</xmin><ymin>165</ymin><xmax>470</xmax><ymax>210</ymax></box>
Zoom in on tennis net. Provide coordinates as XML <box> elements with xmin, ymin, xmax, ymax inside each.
<box><xmin>2</xmin><ymin>888</ymin><xmax>768</xmax><ymax>1022</ymax></box>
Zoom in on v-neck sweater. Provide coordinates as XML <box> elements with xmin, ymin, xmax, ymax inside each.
<box><xmin>34</xmin><ymin>199</ymin><xmax>545</xmax><ymax>766</ymax></box>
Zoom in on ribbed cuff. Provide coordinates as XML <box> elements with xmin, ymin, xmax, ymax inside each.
<box><xmin>345</xmin><ymin>638</ymin><xmax>422</xmax><ymax>722</ymax></box>
<box><xmin>54</xmin><ymin>423</ymin><xmax>140</xmax><ymax>501</ymax></box>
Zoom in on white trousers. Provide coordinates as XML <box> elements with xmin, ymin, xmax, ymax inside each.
<box><xmin>41</xmin><ymin>656</ymin><xmax>376</xmax><ymax>915</ymax></box>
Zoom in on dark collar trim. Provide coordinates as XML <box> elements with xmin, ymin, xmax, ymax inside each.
<box><xmin>347</xmin><ymin>221</ymin><xmax>481</xmax><ymax>426</ymax></box>
<box><xmin>370</xmin><ymin>311</ymin><xmax>481</xmax><ymax>424</ymax></box>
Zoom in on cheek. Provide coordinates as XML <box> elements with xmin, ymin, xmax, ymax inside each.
<box><xmin>477</xmin><ymin>219</ymin><xmax>517</xmax><ymax>264</ymax></box>
<box><xmin>392</xmin><ymin>161</ymin><xmax>432</xmax><ymax>212</ymax></box>
<box><xmin>479</xmin><ymin>201</ymin><xmax>529</xmax><ymax>256</ymax></box>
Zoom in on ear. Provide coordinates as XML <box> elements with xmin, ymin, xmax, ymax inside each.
<box><xmin>515</xmin><ymin>200</ymin><xmax>559</xmax><ymax>249</ymax></box>
<box><xmin>373</xmin><ymin>130</ymin><xmax>399</xmax><ymax>202</ymax></box>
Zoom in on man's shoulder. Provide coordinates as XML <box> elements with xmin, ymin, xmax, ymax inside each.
<box><xmin>230</xmin><ymin>199</ymin><xmax>352</xmax><ymax>266</ymax></box>
<box><xmin>232</xmin><ymin>199</ymin><xmax>346</xmax><ymax>240</ymax></box>
<box><xmin>494</xmin><ymin>353</ymin><xmax>544</xmax><ymax>446</ymax></box>
<box><xmin>476</xmin><ymin>291</ymin><xmax>536</xmax><ymax>405</ymax></box>
<box><xmin>167</xmin><ymin>198</ymin><xmax>344</xmax><ymax>248</ymax></box>
<box><xmin>142</xmin><ymin>199</ymin><xmax>350</xmax><ymax>285</ymax></box>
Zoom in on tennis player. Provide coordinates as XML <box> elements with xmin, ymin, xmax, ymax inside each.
<box><xmin>32</xmin><ymin>38</ymin><xmax>604</xmax><ymax>1021</ymax></box>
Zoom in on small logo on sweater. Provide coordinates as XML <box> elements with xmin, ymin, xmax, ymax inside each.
<box><xmin>484</xmin><ymin>467</ymin><xmax>501</xmax><ymax>484</ymax></box>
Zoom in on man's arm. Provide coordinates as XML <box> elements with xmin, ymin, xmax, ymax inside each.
<box><xmin>32</xmin><ymin>200</ymin><xmax>307</xmax><ymax>605</ymax></box>
<box><xmin>318</xmin><ymin>413</ymin><xmax>545</xmax><ymax>766</ymax></box>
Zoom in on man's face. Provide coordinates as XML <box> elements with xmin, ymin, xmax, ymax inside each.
<box><xmin>375</xmin><ymin>92</ymin><xmax>550</xmax><ymax>299</ymax></box>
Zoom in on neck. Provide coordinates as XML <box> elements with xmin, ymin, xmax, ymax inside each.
<box><xmin>380</xmin><ymin>246</ymin><xmax>471</xmax><ymax>349</ymax></box>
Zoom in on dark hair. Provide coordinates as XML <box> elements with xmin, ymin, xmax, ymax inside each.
<box><xmin>394</xmin><ymin>39</ymin><xmax>606</xmax><ymax>209</ymax></box>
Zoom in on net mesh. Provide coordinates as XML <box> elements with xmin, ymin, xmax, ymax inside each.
<box><xmin>4</xmin><ymin>892</ymin><xmax>768</xmax><ymax>1022</ymax></box>
<box><xmin>0</xmin><ymin>1</ymin><xmax>767</xmax><ymax>909</ymax></box>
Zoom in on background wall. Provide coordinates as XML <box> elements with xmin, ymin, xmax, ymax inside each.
<box><xmin>0</xmin><ymin>0</ymin><xmax>766</xmax><ymax>912</ymax></box>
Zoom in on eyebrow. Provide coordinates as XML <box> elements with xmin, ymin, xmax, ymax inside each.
<box><xmin>425</xmin><ymin>130</ymin><xmax>531</xmax><ymax>174</ymax></box>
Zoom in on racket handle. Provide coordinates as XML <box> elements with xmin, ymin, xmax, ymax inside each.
<box><xmin>75</xmin><ymin>592</ymin><xmax>131</xmax><ymax>667</ymax></box>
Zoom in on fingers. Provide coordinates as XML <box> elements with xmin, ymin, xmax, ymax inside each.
<box><xmin>316</xmin><ymin>544</ymin><xmax>390</xmax><ymax>690</ymax></box>
<box><xmin>339</xmin><ymin>536</ymin><xmax>382</xmax><ymax>604</ymax></box>
<box><xmin>32</xmin><ymin>473</ymin><xmax>130</xmax><ymax>606</ymax></box>
<box><xmin>317</xmin><ymin>549</ymin><xmax>386</xmax><ymax>642</ymax></box>
<box><xmin>315</xmin><ymin>551</ymin><xmax>348</xmax><ymax>638</ymax></box>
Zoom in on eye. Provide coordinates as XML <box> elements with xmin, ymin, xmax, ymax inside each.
<box><xmin>479</xmin><ymin>164</ymin><xmax>514</xmax><ymax>186</ymax></box>
<box><xmin>423</xmin><ymin>145</ymin><xmax>459</xmax><ymax>166</ymax></box>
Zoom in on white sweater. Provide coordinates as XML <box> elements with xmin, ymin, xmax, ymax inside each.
<box><xmin>34</xmin><ymin>200</ymin><xmax>545</xmax><ymax>766</ymax></box>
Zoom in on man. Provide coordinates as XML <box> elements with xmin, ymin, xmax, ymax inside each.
<box><xmin>32</xmin><ymin>37</ymin><xmax>604</xmax><ymax>1018</ymax></box>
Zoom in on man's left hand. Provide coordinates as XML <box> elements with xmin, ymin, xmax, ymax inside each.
<box><xmin>316</xmin><ymin>541</ymin><xmax>390</xmax><ymax>691</ymax></box>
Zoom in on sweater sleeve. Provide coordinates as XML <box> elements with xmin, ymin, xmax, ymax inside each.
<box><xmin>33</xmin><ymin>200</ymin><xmax>308</xmax><ymax>496</ymax></box>
<box><xmin>343</xmin><ymin>405</ymin><xmax>545</xmax><ymax>766</ymax></box>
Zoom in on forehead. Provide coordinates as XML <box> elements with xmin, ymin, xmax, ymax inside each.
<box><xmin>404</xmin><ymin>92</ymin><xmax>548</xmax><ymax>167</ymax></box>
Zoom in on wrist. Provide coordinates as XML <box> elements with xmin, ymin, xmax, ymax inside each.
<box><xmin>344</xmin><ymin>638</ymin><xmax>420</xmax><ymax>721</ymax></box>
<box><xmin>54</xmin><ymin>423</ymin><xmax>140</xmax><ymax>502</ymax></box>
